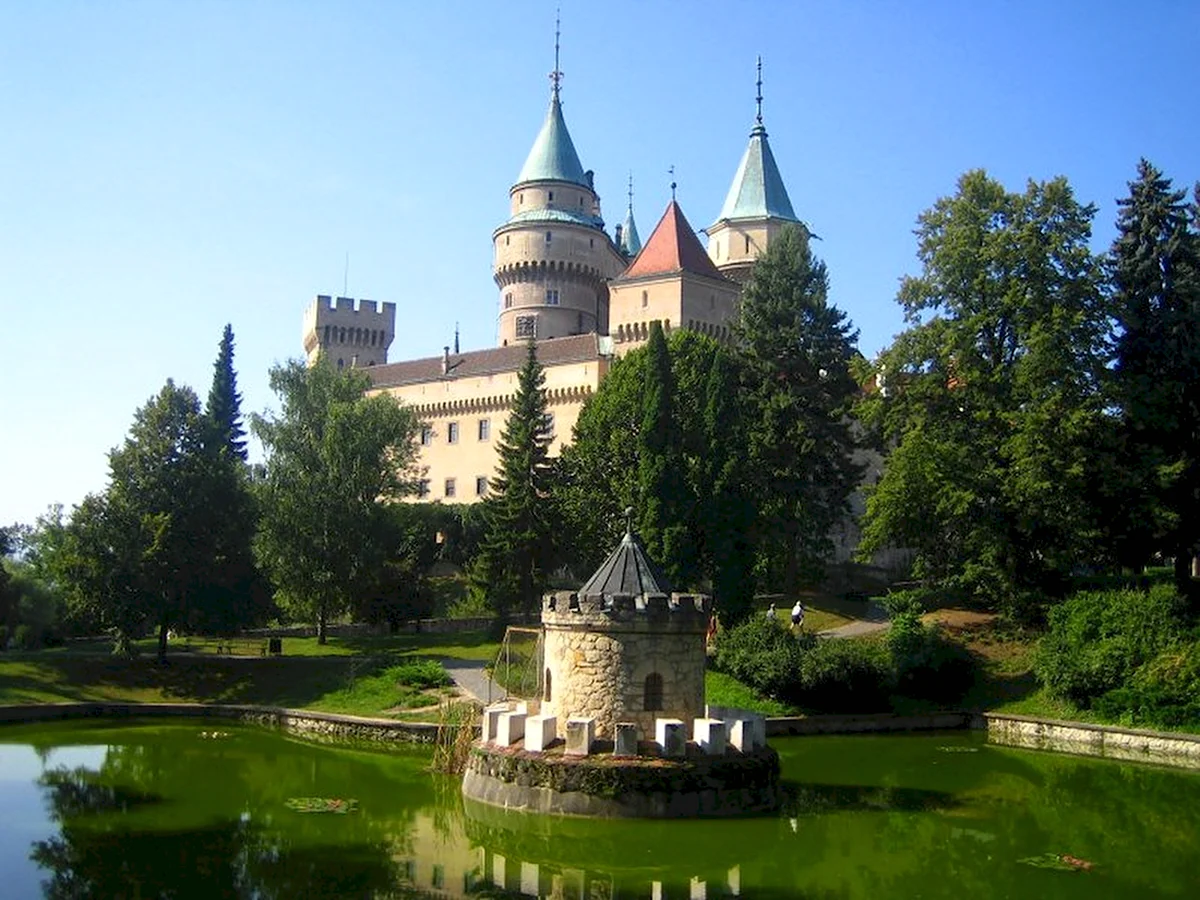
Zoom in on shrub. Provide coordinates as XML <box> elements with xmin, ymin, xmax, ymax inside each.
<box><xmin>392</xmin><ymin>659</ymin><xmax>451</xmax><ymax>690</ymax></box>
<box><xmin>713</xmin><ymin>616</ymin><xmax>810</xmax><ymax>700</ymax></box>
<box><xmin>0</xmin><ymin>624</ymin><xmax>8</xmax><ymax>651</ymax></box>
<box><xmin>1036</xmin><ymin>584</ymin><xmax>1186</xmax><ymax>707</ymax></box>
<box><xmin>795</xmin><ymin>638</ymin><xmax>893</xmax><ymax>712</ymax></box>
<box><xmin>10</xmin><ymin>623</ymin><xmax>37</xmax><ymax>651</ymax></box>
<box><xmin>1094</xmin><ymin>641</ymin><xmax>1200</xmax><ymax>728</ymax></box>
<box><xmin>887</xmin><ymin>611</ymin><xmax>974</xmax><ymax>703</ymax></box>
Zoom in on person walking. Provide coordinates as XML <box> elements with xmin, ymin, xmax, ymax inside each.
<box><xmin>791</xmin><ymin>600</ymin><xmax>805</xmax><ymax>631</ymax></box>
<box><xmin>766</xmin><ymin>603</ymin><xmax>777</xmax><ymax>622</ymax></box>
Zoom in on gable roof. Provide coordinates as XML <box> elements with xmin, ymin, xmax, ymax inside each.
<box><xmin>367</xmin><ymin>333</ymin><xmax>604</xmax><ymax>390</ymax></box>
<box><xmin>711</xmin><ymin>122</ymin><xmax>798</xmax><ymax>226</ymax></box>
<box><xmin>617</xmin><ymin>201</ymin><xmax>725</xmax><ymax>282</ymax></box>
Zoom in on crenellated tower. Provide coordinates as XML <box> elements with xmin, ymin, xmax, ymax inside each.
<box><xmin>492</xmin><ymin>27</ymin><xmax>626</xmax><ymax>347</ymax></box>
<box><xmin>706</xmin><ymin>58</ymin><xmax>806</xmax><ymax>282</ymax></box>
<box><xmin>302</xmin><ymin>294</ymin><xmax>396</xmax><ymax>369</ymax></box>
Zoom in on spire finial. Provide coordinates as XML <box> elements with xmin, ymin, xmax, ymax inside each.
<box><xmin>550</xmin><ymin>8</ymin><xmax>563</xmax><ymax>98</ymax></box>
<box><xmin>454</xmin><ymin>322</ymin><xmax>460</xmax><ymax>355</ymax></box>
<box><xmin>668</xmin><ymin>164</ymin><xmax>676</xmax><ymax>201</ymax></box>
<box><xmin>755</xmin><ymin>55</ymin><xmax>763</xmax><ymax>126</ymax></box>
<box><xmin>623</xmin><ymin>506</ymin><xmax>634</xmax><ymax>535</ymax></box>
<box><xmin>627</xmin><ymin>171</ymin><xmax>634</xmax><ymax>212</ymax></box>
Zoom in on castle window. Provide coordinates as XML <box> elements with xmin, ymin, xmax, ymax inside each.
<box><xmin>370</xmin><ymin>331</ymin><xmax>376</xmax><ymax>346</ymax></box>
<box><xmin>579</xmin><ymin>195</ymin><xmax>584</xmax><ymax>206</ymax></box>
<box><xmin>577</xmin><ymin>311</ymin><xmax>584</xmax><ymax>331</ymax></box>
<box><xmin>515</xmin><ymin>315</ymin><xmax>537</xmax><ymax>339</ymax></box>
<box><xmin>505</xmin><ymin>292</ymin><xmax>513</xmax><ymax>309</ymax></box>
<box><xmin>644</xmin><ymin>673</ymin><xmax>663</xmax><ymax>712</ymax></box>
<box><xmin>417</xmin><ymin>479</ymin><xmax>430</xmax><ymax>498</ymax></box>
<box><xmin>478</xmin><ymin>419</ymin><xmax>490</xmax><ymax>441</ymax></box>
<box><xmin>323</xmin><ymin>325</ymin><xmax>330</xmax><ymax>344</ymax></box>
<box><xmin>447</xmin><ymin>422</ymin><xmax>459</xmax><ymax>444</ymax></box>
<box><xmin>589</xmin><ymin>237</ymin><xmax>594</xmax><ymax>248</ymax></box>
<box><xmin>420</xmin><ymin>426</ymin><xmax>433</xmax><ymax>446</ymax></box>
<box><xmin>544</xmin><ymin>668</ymin><xmax>552</xmax><ymax>702</ymax></box>
<box><xmin>546</xmin><ymin>289</ymin><xmax>560</xmax><ymax>306</ymax></box>
<box><xmin>506</xmin><ymin>235</ymin><xmax>510</xmax><ymax>245</ymax></box>
<box><xmin>548</xmin><ymin>190</ymin><xmax>554</xmax><ymax>202</ymax></box>
<box><xmin>545</xmin><ymin>231</ymin><xmax>552</xmax><ymax>244</ymax></box>
<box><xmin>476</xmin><ymin>475</ymin><xmax>488</xmax><ymax>496</ymax></box>
<box><xmin>444</xmin><ymin>478</ymin><xmax>456</xmax><ymax>498</ymax></box>
<box><xmin>432</xmin><ymin>866</ymin><xmax>445</xmax><ymax>890</ymax></box>
<box><xmin>641</xmin><ymin>290</ymin><xmax>648</xmax><ymax>309</ymax></box>
<box><xmin>745</xmin><ymin>235</ymin><xmax>751</xmax><ymax>254</ymax></box>
<box><xmin>339</xmin><ymin>328</ymin><xmax>346</xmax><ymax>343</ymax></box>
<box><xmin>519</xmin><ymin>193</ymin><xmax>524</xmax><ymax>204</ymax></box>
<box><xmin>541</xmin><ymin>412</ymin><xmax>554</xmax><ymax>437</ymax></box>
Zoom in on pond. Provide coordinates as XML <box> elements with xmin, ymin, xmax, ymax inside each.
<box><xmin>1</xmin><ymin>721</ymin><xmax>1198</xmax><ymax>898</ymax></box>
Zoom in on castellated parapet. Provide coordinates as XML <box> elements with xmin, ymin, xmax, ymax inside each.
<box><xmin>540</xmin><ymin>590</ymin><xmax>710</xmax><ymax>740</ymax></box>
<box><xmin>302</xmin><ymin>294</ymin><xmax>396</xmax><ymax>369</ymax></box>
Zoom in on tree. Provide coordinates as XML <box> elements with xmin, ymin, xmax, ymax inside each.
<box><xmin>1110</xmin><ymin>160</ymin><xmax>1200</xmax><ymax>603</ymax></box>
<box><xmin>0</xmin><ymin>525</ymin><xmax>17</xmax><ymax>633</ymax></box>
<box><xmin>206</xmin><ymin>323</ymin><xmax>248</xmax><ymax>461</ymax></box>
<box><xmin>737</xmin><ymin>224</ymin><xmax>862</xmax><ymax>598</ymax></box>
<box><xmin>468</xmin><ymin>342</ymin><xmax>557</xmax><ymax>624</ymax></box>
<box><xmin>252</xmin><ymin>359</ymin><xmax>420</xmax><ymax>643</ymax></box>
<box><xmin>637</xmin><ymin>322</ymin><xmax>692</xmax><ymax>586</ymax></box>
<box><xmin>859</xmin><ymin>171</ymin><xmax>1110</xmax><ymax>615</ymax></box>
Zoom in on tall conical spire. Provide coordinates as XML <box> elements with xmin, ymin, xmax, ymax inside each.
<box><xmin>515</xmin><ymin>11</ymin><xmax>588</xmax><ymax>186</ymax></box>
<box><xmin>712</xmin><ymin>57</ymin><xmax>797</xmax><ymax>225</ymax></box>
<box><xmin>619</xmin><ymin>173</ymin><xmax>642</xmax><ymax>256</ymax></box>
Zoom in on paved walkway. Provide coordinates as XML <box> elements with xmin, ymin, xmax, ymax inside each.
<box><xmin>817</xmin><ymin>601</ymin><xmax>891</xmax><ymax>639</ymax></box>
<box><xmin>440</xmin><ymin>658</ymin><xmax>506</xmax><ymax>705</ymax></box>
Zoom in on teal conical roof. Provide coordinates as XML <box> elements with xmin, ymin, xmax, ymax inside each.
<box><xmin>619</xmin><ymin>203</ymin><xmax>641</xmax><ymax>256</ymax></box>
<box><xmin>516</xmin><ymin>92</ymin><xmax>588</xmax><ymax>187</ymax></box>
<box><xmin>713</xmin><ymin>123</ymin><xmax>798</xmax><ymax>224</ymax></box>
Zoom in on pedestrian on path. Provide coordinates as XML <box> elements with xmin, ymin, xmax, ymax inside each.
<box><xmin>766</xmin><ymin>603</ymin><xmax>777</xmax><ymax>622</ymax></box>
<box><xmin>791</xmin><ymin>600</ymin><xmax>805</xmax><ymax>631</ymax></box>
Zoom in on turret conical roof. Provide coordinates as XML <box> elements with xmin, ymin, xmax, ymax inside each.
<box><xmin>516</xmin><ymin>92</ymin><xmax>588</xmax><ymax>187</ymax></box>
<box><xmin>619</xmin><ymin>203</ymin><xmax>642</xmax><ymax>256</ymax></box>
<box><xmin>713</xmin><ymin>122</ymin><xmax>798</xmax><ymax>225</ymax></box>
<box><xmin>580</xmin><ymin>524</ymin><xmax>671</xmax><ymax>597</ymax></box>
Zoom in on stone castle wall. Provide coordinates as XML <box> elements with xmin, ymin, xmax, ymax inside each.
<box><xmin>542</xmin><ymin>592</ymin><xmax>708</xmax><ymax>740</ymax></box>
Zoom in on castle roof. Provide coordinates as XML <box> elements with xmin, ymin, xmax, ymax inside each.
<box><xmin>515</xmin><ymin>92</ymin><xmax>589</xmax><ymax>188</ymax></box>
<box><xmin>711</xmin><ymin>122</ymin><xmax>797</xmax><ymax>227</ymax></box>
<box><xmin>498</xmin><ymin>207</ymin><xmax>604</xmax><ymax>231</ymax></box>
<box><xmin>618</xmin><ymin>201</ymin><xmax>726</xmax><ymax>282</ymax></box>
<box><xmin>619</xmin><ymin>202</ymin><xmax>642</xmax><ymax>256</ymax></box>
<box><xmin>366</xmin><ymin>333</ymin><xmax>605</xmax><ymax>389</ymax></box>
<box><xmin>579</xmin><ymin>524</ymin><xmax>672</xmax><ymax>598</ymax></box>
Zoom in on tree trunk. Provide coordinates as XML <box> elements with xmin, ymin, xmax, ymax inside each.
<box><xmin>157</xmin><ymin>621</ymin><xmax>170</xmax><ymax>663</ymax></box>
<box><xmin>317</xmin><ymin>608</ymin><xmax>328</xmax><ymax>645</ymax></box>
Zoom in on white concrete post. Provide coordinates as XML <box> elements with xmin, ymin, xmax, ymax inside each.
<box><xmin>525</xmin><ymin>714</ymin><xmax>557</xmax><ymax>751</ymax></box>
<box><xmin>496</xmin><ymin>711</ymin><xmax>526</xmax><ymax>747</ymax></box>
<box><xmin>565</xmin><ymin>717</ymin><xmax>596</xmax><ymax>756</ymax></box>
<box><xmin>613</xmin><ymin>722</ymin><xmax>639</xmax><ymax>757</ymax></box>
<box><xmin>655</xmin><ymin>718</ymin><xmax>687</xmax><ymax>757</ymax></box>
<box><xmin>693</xmin><ymin>718</ymin><xmax>727</xmax><ymax>755</ymax></box>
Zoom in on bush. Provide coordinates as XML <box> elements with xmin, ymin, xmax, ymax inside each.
<box><xmin>713</xmin><ymin>616</ymin><xmax>809</xmax><ymax>700</ymax></box>
<box><xmin>0</xmin><ymin>624</ymin><xmax>8</xmax><ymax>651</ymax></box>
<box><xmin>887</xmin><ymin>611</ymin><xmax>974</xmax><ymax>703</ymax></box>
<box><xmin>392</xmin><ymin>659</ymin><xmax>451</xmax><ymax>690</ymax></box>
<box><xmin>1093</xmin><ymin>641</ymin><xmax>1200</xmax><ymax>728</ymax></box>
<box><xmin>795</xmin><ymin>638</ymin><xmax>893</xmax><ymax>712</ymax></box>
<box><xmin>10</xmin><ymin>623</ymin><xmax>37</xmax><ymax>651</ymax></box>
<box><xmin>1036</xmin><ymin>584</ymin><xmax>1186</xmax><ymax>707</ymax></box>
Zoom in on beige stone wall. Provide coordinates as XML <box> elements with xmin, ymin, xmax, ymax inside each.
<box><xmin>706</xmin><ymin>219</ymin><xmax>809</xmax><ymax>283</ymax></box>
<box><xmin>302</xmin><ymin>295</ymin><xmax>396</xmax><ymax>368</ymax></box>
<box><xmin>372</xmin><ymin>357</ymin><xmax>607</xmax><ymax>503</ymax></box>
<box><xmin>609</xmin><ymin>272</ymin><xmax>741</xmax><ymax>355</ymax></box>
<box><xmin>541</xmin><ymin>594</ymin><xmax>709</xmax><ymax>739</ymax></box>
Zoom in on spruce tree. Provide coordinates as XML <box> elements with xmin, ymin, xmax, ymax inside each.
<box><xmin>469</xmin><ymin>342</ymin><xmax>557</xmax><ymax>624</ymax></box>
<box><xmin>206</xmin><ymin>324</ymin><xmax>247</xmax><ymax>461</ymax></box>
<box><xmin>1111</xmin><ymin>160</ymin><xmax>1200</xmax><ymax>601</ymax></box>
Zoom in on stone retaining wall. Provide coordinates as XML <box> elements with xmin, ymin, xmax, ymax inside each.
<box><xmin>767</xmin><ymin>711</ymin><xmax>978</xmax><ymax>737</ymax></box>
<box><xmin>0</xmin><ymin>702</ymin><xmax>466</xmax><ymax>745</ymax></box>
<box><xmin>984</xmin><ymin>713</ymin><xmax>1200</xmax><ymax>769</ymax></box>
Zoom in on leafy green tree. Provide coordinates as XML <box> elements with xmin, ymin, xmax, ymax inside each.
<box><xmin>737</xmin><ymin>224</ymin><xmax>861</xmax><ymax>598</ymax></box>
<box><xmin>252</xmin><ymin>359</ymin><xmax>420</xmax><ymax>643</ymax></box>
<box><xmin>468</xmin><ymin>342</ymin><xmax>557</xmax><ymax>624</ymax></box>
<box><xmin>859</xmin><ymin>171</ymin><xmax>1110</xmax><ymax>615</ymax></box>
<box><xmin>0</xmin><ymin>525</ymin><xmax>18</xmax><ymax>635</ymax></box>
<box><xmin>1109</xmin><ymin>160</ymin><xmax>1200</xmax><ymax>602</ymax></box>
<box><xmin>637</xmin><ymin>322</ymin><xmax>692</xmax><ymax>586</ymax></box>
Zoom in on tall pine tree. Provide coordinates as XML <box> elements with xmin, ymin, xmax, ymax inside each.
<box><xmin>468</xmin><ymin>342</ymin><xmax>558</xmax><ymax>625</ymax></box>
<box><xmin>1111</xmin><ymin>160</ymin><xmax>1200</xmax><ymax>602</ymax></box>
<box><xmin>206</xmin><ymin>324</ymin><xmax>247</xmax><ymax>461</ymax></box>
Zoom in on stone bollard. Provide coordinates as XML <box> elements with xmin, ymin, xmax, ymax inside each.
<box><xmin>655</xmin><ymin>718</ymin><xmax>687</xmax><ymax>758</ymax></box>
<box><xmin>613</xmin><ymin>722</ymin><xmax>639</xmax><ymax>757</ymax></box>
<box><xmin>693</xmin><ymin>718</ymin><xmax>727</xmax><ymax>755</ymax></box>
<box><xmin>525</xmin><ymin>714</ymin><xmax>557</xmax><ymax>752</ymax></box>
<box><xmin>496</xmin><ymin>711</ymin><xmax>526</xmax><ymax>747</ymax></box>
<box><xmin>728</xmin><ymin>719</ymin><xmax>752</xmax><ymax>753</ymax></box>
<box><xmin>482</xmin><ymin>703</ymin><xmax>510</xmax><ymax>743</ymax></box>
<box><xmin>565</xmin><ymin>717</ymin><xmax>596</xmax><ymax>756</ymax></box>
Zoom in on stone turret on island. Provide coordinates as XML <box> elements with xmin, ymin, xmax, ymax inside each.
<box><xmin>461</xmin><ymin>520</ymin><xmax>781</xmax><ymax>819</ymax></box>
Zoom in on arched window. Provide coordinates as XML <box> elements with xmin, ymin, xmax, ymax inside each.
<box><xmin>323</xmin><ymin>325</ymin><xmax>330</xmax><ymax>344</ymax></box>
<box><xmin>339</xmin><ymin>328</ymin><xmax>346</xmax><ymax>343</ymax></box>
<box><xmin>544</xmin><ymin>668</ymin><xmax>552</xmax><ymax>702</ymax></box>
<box><xmin>643</xmin><ymin>673</ymin><xmax>663</xmax><ymax>712</ymax></box>
<box><xmin>641</xmin><ymin>290</ymin><xmax>648</xmax><ymax>309</ymax></box>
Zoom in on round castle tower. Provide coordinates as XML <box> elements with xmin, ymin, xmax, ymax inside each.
<box><xmin>541</xmin><ymin>525</ymin><xmax>709</xmax><ymax>740</ymax></box>
<box><xmin>492</xmin><ymin>58</ymin><xmax>626</xmax><ymax>346</ymax></box>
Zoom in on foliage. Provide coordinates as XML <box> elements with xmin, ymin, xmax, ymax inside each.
<box><xmin>467</xmin><ymin>343</ymin><xmax>559</xmax><ymax>625</ymax></box>
<box><xmin>859</xmin><ymin>170</ymin><xmax>1110</xmax><ymax>618</ymax></box>
<box><xmin>737</xmin><ymin>224</ymin><xmax>861</xmax><ymax>596</ymax></box>
<box><xmin>886</xmin><ymin>610</ymin><xmax>974</xmax><ymax>703</ymax></box>
<box><xmin>206</xmin><ymin>323</ymin><xmax>248</xmax><ymax>461</ymax></box>
<box><xmin>795</xmin><ymin>638</ymin><xmax>893</xmax><ymax>713</ymax></box>
<box><xmin>391</xmin><ymin>658</ymin><xmax>451</xmax><ymax>689</ymax></box>
<box><xmin>1108</xmin><ymin>160</ymin><xmax>1200</xmax><ymax>602</ymax></box>
<box><xmin>252</xmin><ymin>359</ymin><xmax>421</xmax><ymax>643</ymax></box>
<box><xmin>0</xmin><ymin>525</ymin><xmax>16</xmax><ymax>629</ymax></box>
<box><xmin>704</xmin><ymin>670</ymin><xmax>796</xmax><ymax>717</ymax></box>
<box><xmin>1035</xmin><ymin>584</ymin><xmax>1186</xmax><ymax>706</ymax></box>
<box><xmin>712</xmin><ymin>615</ymin><xmax>808</xmax><ymax>701</ymax></box>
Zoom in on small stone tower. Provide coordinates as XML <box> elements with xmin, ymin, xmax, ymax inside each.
<box><xmin>705</xmin><ymin>58</ymin><xmax>806</xmax><ymax>283</ymax></box>
<box><xmin>492</xmin><ymin>37</ymin><xmax>626</xmax><ymax>347</ymax></box>
<box><xmin>302</xmin><ymin>294</ymin><xmax>396</xmax><ymax>369</ymax></box>
<box><xmin>541</xmin><ymin>525</ymin><xmax>710</xmax><ymax>739</ymax></box>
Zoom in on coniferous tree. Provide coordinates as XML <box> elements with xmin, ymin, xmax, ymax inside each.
<box><xmin>1110</xmin><ymin>160</ymin><xmax>1200</xmax><ymax>602</ymax></box>
<box><xmin>468</xmin><ymin>343</ymin><xmax>558</xmax><ymax>625</ymax></box>
<box><xmin>738</xmin><ymin>224</ymin><xmax>861</xmax><ymax>598</ymax></box>
<box><xmin>206</xmin><ymin>324</ymin><xmax>247</xmax><ymax>461</ymax></box>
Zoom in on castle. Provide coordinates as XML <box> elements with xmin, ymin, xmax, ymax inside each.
<box><xmin>301</xmin><ymin>54</ymin><xmax>805</xmax><ymax>503</ymax></box>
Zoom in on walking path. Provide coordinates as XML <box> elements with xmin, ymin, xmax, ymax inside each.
<box><xmin>440</xmin><ymin>658</ymin><xmax>505</xmax><ymax>705</ymax></box>
<box><xmin>816</xmin><ymin>601</ymin><xmax>891</xmax><ymax>639</ymax></box>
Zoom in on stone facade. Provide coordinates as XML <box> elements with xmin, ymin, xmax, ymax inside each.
<box><xmin>540</xmin><ymin>591</ymin><xmax>709</xmax><ymax>740</ymax></box>
<box><xmin>302</xmin><ymin>295</ymin><xmax>395</xmax><ymax>369</ymax></box>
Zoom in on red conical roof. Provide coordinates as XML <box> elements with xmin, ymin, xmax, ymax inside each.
<box><xmin>619</xmin><ymin>201</ymin><xmax>725</xmax><ymax>281</ymax></box>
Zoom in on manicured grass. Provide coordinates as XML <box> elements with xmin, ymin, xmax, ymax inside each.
<box><xmin>705</xmin><ymin>670</ymin><xmax>798</xmax><ymax>717</ymax></box>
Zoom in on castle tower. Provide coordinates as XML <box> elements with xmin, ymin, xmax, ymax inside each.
<box><xmin>705</xmin><ymin>58</ymin><xmax>805</xmax><ymax>282</ymax></box>
<box><xmin>608</xmin><ymin>200</ymin><xmax>740</xmax><ymax>354</ymax></box>
<box><xmin>302</xmin><ymin>294</ymin><xmax>396</xmax><ymax>369</ymax></box>
<box><xmin>492</xmin><ymin>30</ymin><xmax>626</xmax><ymax>347</ymax></box>
<box><xmin>541</xmin><ymin>524</ymin><xmax>710</xmax><ymax>739</ymax></box>
<box><xmin>616</xmin><ymin>174</ymin><xmax>642</xmax><ymax>258</ymax></box>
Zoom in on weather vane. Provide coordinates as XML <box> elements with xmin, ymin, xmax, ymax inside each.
<box><xmin>550</xmin><ymin>8</ymin><xmax>563</xmax><ymax>96</ymax></box>
<box><xmin>756</xmin><ymin>55</ymin><xmax>764</xmax><ymax>125</ymax></box>
<box><xmin>668</xmin><ymin>165</ymin><xmax>676</xmax><ymax>201</ymax></box>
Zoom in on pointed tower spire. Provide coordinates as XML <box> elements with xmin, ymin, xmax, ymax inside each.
<box><xmin>551</xmin><ymin>7</ymin><xmax>563</xmax><ymax>99</ymax></box>
<box><xmin>755</xmin><ymin>55</ymin><xmax>764</xmax><ymax>127</ymax></box>
<box><xmin>515</xmin><ymin>10</ymin><xmax>587</xmax><ymax>186</ymax></box>
<box><xmin>619</xmin><ymin>172</ymin><xmax>642</xmax><ymax>256</ymax></box>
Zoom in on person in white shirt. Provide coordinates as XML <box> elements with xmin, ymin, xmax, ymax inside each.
<box><xmin>791</xmin><ymin>600</ymin><xmax>805</xmax><ymax>630</ymax></box>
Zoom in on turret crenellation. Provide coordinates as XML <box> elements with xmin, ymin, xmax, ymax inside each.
<box><xmin>302</xmin><ymin>294</ymin><xmax>396</xmax><ymax>369</ymax></box>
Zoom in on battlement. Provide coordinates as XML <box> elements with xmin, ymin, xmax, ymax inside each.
<box><xmin>542</xmin><ymin>590</ymin><xmax>710</xmax><ymax>625</ymax></box>
<box><xmin>302</xmin><ymin>294</ymin><xmax>397</xmax><ymax>366</ymax></box>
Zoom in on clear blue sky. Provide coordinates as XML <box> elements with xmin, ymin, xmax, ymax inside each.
<box><xmin>1</xmin><ymin>0</ymin><xmax>1197</xmax><ymax>527</ymax></box>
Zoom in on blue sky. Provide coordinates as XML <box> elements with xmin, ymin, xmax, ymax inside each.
<box><xmin>1</xmin><ymin>0</ymin><xmax>1197</xmax><ymax>526</ymax></box>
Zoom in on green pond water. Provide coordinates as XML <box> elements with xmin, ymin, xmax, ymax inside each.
<box><xmin>1</xmin><ymin>721</ymin><xmax>1198</xmax><ymax>898</ymax></box>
